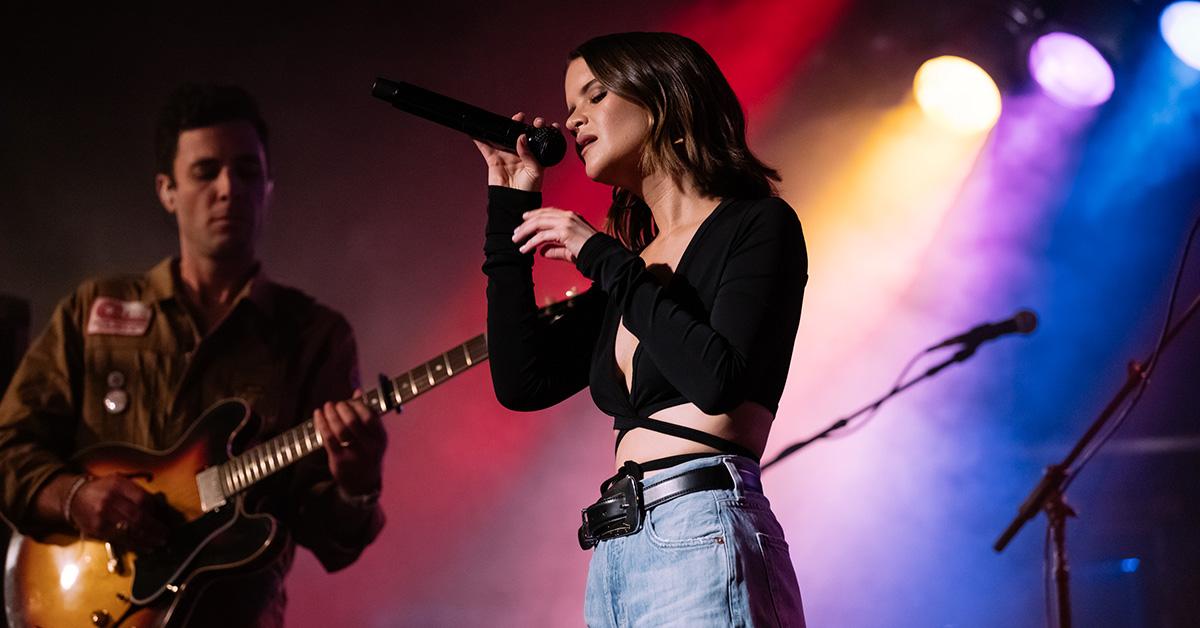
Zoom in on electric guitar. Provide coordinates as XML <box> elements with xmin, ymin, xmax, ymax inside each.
<box><xmin>4</xmin><ymin>295</ymin><xmax>582</xmax><ymax>627</ymax></box>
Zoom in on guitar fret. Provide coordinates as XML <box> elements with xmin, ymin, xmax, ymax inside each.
<box><xmin>285</xmin><ymin>429</ymin><xmax>296</xmax><ymax>460</ymax></box>
<box><xmin>231</xmin><ymin>460</ymin><xmax>241</xmax><ymax>492</ymax></box>
<box><xmin>235</xmin><ymin>458</ymin><xmax>246</xmax><ymax>491</ymax></box>
<box><xmin>462</xmin><ymin>342</ymin><xmax>472</xmax><ymax>366</ymax></box>
<box><xmin>368</xmin><ymin>390</ymin><xmax>386</xmax><ymax>414</ymax></box>
<box><xmin>426</xmin><ymin>359</ymin><xmax>442</xmax><ymax>386</ymax></box>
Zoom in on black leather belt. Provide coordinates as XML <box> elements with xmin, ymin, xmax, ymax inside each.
<box><xmin>578</xmin><ymin>462</ymin><xmax>735</xmax><ymax>550</ymax></box>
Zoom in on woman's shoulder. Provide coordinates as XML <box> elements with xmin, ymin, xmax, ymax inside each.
<box><xmin>720</xmin><ymin>196</ymin><xmax>802</xmax><ymax>232</ymax></box>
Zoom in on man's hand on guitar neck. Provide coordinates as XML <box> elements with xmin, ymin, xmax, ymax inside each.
<box><xmin>312</xmin><ymin>390</ymin><xmax>388</xmax><ymax>501</ymax></box>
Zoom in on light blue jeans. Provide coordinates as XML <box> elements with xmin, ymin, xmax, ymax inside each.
<box><xmin>583</xmin><ymin>455</ymin><xmax>806</xmax><ymax>627</ymax></box>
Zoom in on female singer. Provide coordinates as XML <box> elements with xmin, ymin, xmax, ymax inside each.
<box><xmin>477</xmin><ymin>32</ymin><xmax>808</xmax><ymax>627</ymax></box>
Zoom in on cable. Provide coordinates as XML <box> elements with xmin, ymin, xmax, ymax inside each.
<box><xmin>1062</xmin><ymin>209</ymin><xmax>1200</xmax><ymax>491</ymax></box>
<box><xmin>830</xmin><ymin>348</ymin><xmax>927</xmax><ymax>439</ymax></box>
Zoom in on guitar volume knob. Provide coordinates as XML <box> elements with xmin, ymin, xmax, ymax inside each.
<box><xmin>91</xmin><ymin>610</ymin><xmax>112</xmax><ymax>626</ymax></box>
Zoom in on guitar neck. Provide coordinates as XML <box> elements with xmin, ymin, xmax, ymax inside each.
<box><xmin>208</xmin><ymin>333</ymin><xmax>490</xmax><ymax>504</ymax></box>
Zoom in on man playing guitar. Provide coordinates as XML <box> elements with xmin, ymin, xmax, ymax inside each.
<box><xmin>0</xmin><ymin>83</ymin><xmax>387</xmax><ymax>626</ymax></box>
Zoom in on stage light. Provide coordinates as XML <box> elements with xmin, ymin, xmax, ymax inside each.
<box><xmin>1162</xmin><ymin>1</ymin><xmax>1200</xmax><ymax>70</ymax></box>
<box><xmin>1028</xmin><ymin>32</ymin><xmax>1114</xmax><ymax>107</ymax></box>
<box><xmin>913</xmin><ymin>56</ymin><xmax>1003</xmax><ymax>134</ymax></box>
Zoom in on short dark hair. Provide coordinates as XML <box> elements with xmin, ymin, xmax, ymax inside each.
<box><xmin>570</xmin><ymin>32</ymin><xmax>780</xmax><ymax>252</ymax></box>
<box><xmin>154</xmin><ymin>83</ymin><xmax>269</xmax><ymax>180</ymax></box>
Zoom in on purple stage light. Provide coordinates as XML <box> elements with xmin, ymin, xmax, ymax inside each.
<box><xmin>1028</xmin><ymin>32</ymin><xmax>1115</xmax><ymax>108</ymax></box>
<box><xmin>1162</xmin><ymin>2</ymin><xmax>1200</xmax><ymax>70</ymax></box>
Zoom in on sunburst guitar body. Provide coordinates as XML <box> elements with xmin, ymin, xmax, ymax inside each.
<box><xmin>5</xmin><ymin>400</ymin><xmax>279</xmax><ymax>627</ymax></box>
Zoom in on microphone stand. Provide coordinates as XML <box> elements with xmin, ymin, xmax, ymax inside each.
<box><xmin>762</xmin><ymin>344</ymin><xmax>980</xmax><ymax>471</ymax></box>
<box><xmin>993</xmin><ymin>290</ymin><xmax>1200</xmax><ymax>628</ymax></box>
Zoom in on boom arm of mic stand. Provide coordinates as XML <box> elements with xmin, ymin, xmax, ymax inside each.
<box><xmin>762</xmin><ymin>345</ymin><xmax>977</xmax><ymax>470</ymax></box>
<box><xmin>993</xmin><ymin>290</ymin><xmax>1200</xmax><ymax>552</ymax></box>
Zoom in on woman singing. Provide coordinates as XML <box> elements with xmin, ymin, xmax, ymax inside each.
<box><xmin>477</xmin><ymin>32</ymin><xmax>808</xmax><ymax>627</ymax></box>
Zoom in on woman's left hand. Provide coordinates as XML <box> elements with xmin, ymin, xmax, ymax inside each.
<box><xmin>513</xmin><ymin>208</ymin><xmax>598</xmax><ymax>263</ymax></box>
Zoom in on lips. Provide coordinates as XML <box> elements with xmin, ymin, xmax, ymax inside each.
<box><xmin>575</xmin><ymin>134</ymin><xmax>597</xmax><ymax>159</ymax></box>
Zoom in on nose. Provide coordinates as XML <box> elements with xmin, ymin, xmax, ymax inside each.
<box><xmin>566</xmin><ymin>109</ymin><xmax>585</xmax><ymax>134</ymax></box>
<box><xmin>214</xmin><ymin>166</ymin><xmax>242</xmax><ymax>201</ymax></box>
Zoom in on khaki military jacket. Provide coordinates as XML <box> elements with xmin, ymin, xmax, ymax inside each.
<box><xmin>0</xmin><ymin>258</ymin><xmax>384</xmax><ymax>626</ymax></box>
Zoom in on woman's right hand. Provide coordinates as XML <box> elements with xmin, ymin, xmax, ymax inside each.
<box><xmin>473</xmin><ymin>112</ymin><xmax>555</xmax><ymax>192</ymax></box>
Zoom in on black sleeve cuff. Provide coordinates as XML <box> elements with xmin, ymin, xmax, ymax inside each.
<box><xmin>575</xmin><ymin>232</ymin><xmax>640</xmax><ymax>293</ymax></box>
<box><xmin>486</xmin><ymin>186</ymin><xmax>542</xmax><ymax>236</ymax></box>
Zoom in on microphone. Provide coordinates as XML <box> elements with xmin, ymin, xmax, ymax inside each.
<box><xmin>926</xmin><ymin>310</ymin><xmax>1038</xmax><ymax>352</ymax></box>
<box><xmin>371</xmin><ymin>77</ymin><xmax>567</xmax><ymax>167</ymax></box>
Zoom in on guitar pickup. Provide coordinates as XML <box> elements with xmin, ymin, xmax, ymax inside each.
<box><xmin>195</xmin><ymin>466</ymin><xmax>227</xmax><ymax>513</ymax></box>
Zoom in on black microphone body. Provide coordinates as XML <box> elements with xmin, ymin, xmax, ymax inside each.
<box><xmin>372</xmin><ymin>77</ymin><xmax>567</xmax><ymax>167</ymax></box>
<box><xmin>927</xmin><ymin>310</ymin><xmax>1038</xmax><ymax>352</ymax></box>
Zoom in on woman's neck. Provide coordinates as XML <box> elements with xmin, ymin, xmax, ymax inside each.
<box><xmin>635</xmin><ymin>172</ymin><xmax>720</xmax><ymax>235</ymax></box>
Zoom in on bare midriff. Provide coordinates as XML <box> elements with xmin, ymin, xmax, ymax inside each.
<box><xmin>613</xmin><ymin>401</ymin><xmax>774</xmax><ymax>477</ymax></box>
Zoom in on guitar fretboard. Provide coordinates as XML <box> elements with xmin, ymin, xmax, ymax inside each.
<box><xmin>214</xmin><ymin>333</ymin><xmax>490</xmax><ymax>498</ymax></box>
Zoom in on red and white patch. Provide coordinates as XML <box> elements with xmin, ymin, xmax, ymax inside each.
<box><xmin>86</xmin><ymin>297</ymin><xmax>153</xmax><ymax>336</ymax></box>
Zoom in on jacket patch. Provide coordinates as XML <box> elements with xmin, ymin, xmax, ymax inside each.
<box><xmin>86</xmin><ymin>297</ymin><xmax>153</xmax><ymax>336</ymax></box>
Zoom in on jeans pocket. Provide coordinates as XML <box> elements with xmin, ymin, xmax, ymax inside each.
<box><xmin>755</xmin><ymin>533</ymin><xmax>806</xmax><ymax>628</ymax></box>
<box><xmin>644</xmin><ymin>492</ymin><xmax>725</xmax><ymax>549</ymax></box>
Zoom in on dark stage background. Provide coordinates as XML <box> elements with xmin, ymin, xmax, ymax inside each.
<box><xmin>3</xmin><ymin>1</ymin><xmax>1199</xmax><ymax>626</ymax></box>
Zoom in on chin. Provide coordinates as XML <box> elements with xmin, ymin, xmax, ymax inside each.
<box><xmin>585</xmin><ymin>161</ymin><xmax>616</xmax><ymax>186</ymax></box>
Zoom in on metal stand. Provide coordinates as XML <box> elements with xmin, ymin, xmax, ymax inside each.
<box><xmin>1045</xmin><ymin>479</ymin><xmax>1076</xmax><ymax>628</ymax></box>
<box><xmin>993</xmin><ymin>291</ymin><xmax>1200</xmax><ymax>628</ymax></box>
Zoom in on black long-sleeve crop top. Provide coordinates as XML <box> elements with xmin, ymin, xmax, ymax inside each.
<box><xmin>483</xmin><ymin>186</ymin><xmax>807</xmax><ymax>463</ymax></box>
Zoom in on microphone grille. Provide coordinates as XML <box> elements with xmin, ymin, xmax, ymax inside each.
<box><xmin>526</xmin><ymin>126</ymin><xmax>567</xmax><ymax>167</ymax></box>
<box><xmin>1014</xmin><ymin>309</ymin><xmax>1038</xmax><ymax>334</ymax></box>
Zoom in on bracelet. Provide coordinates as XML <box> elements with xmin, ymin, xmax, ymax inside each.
<box><xmin>61</xmin><ymin>474</ymin><xmax>93</xmax><ymax>527</ymax></box>
<box><xmin>336</xmin><ymin>485</ymin><xmax>381</xmax><ymax>509</ymax></box>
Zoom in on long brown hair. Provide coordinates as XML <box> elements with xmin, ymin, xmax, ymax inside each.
<box><xmin>569</xmin><ymin>32</ymin><xmax>780</xmax><ymax>252</ymax></box>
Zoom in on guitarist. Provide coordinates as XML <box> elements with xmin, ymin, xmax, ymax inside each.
<box><xmin>0</xmin><ymin>83</ymin><xmax>387</xmax><ymax>626</ymax></box>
